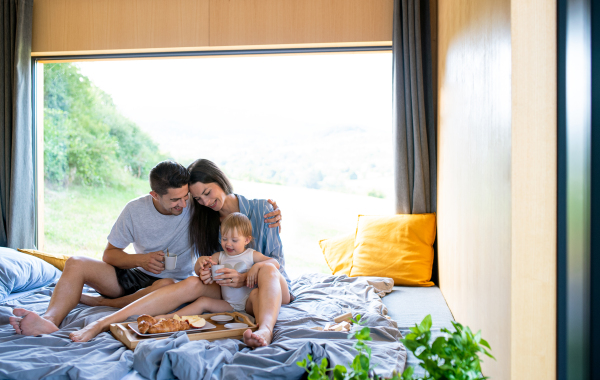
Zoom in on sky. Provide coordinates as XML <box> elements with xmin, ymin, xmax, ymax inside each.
<box><xmin>75</xmin><ymin>52</ymin><xmax>393</xmax><ymax>164</ymax></box>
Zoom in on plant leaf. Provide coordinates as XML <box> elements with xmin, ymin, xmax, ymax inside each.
<box><xmin>401</xmin><ymin>365</ymin><xmax>414</xmax><ymax>380</ymax></box>
<box><xmin>419</xmin><ymin>314</ymin><xmax>432</xmax><ymax>332</ymax></box>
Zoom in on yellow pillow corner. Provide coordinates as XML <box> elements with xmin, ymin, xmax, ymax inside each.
<box><xmin>17</xmin><ymin>248</ymin><xmax>70</xmax><ymax>271</ymax></box>
<box><xmin>350</xmin><ymin>213</ymin><xmax>436</xmax><ymax>287</ymax></box>
<box><xmin>319</xmin><ymin>232</ymin><xmax>355</xmax><ymax>276</ymax></box>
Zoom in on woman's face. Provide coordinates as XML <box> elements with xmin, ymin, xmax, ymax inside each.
<box><xmin>189</xmin><ymin>181</ymin><xmax>226</xmax><ymax>212</ymax></box>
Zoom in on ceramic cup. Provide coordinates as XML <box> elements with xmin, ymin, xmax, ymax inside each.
<box><xmin>211</xmin><ymin>264</ymin><xmax>225</xmax><ymax>280</ymax></box>
<box><xmin>164</xmin><ymin>255</ymin><xmax>177</xmax><ymax>271</ymax></box>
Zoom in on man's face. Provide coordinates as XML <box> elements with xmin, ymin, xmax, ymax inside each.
<box><xmin>151</xmin><ymin>185</ymin><xmax>189</xmax><ymax>216</ymax></box>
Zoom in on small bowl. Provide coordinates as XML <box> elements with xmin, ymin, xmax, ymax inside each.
<box><xmin>224</xmin><ymin>323</ymin><xmax>248</xmax><ymax>329</ymax></box>
<box><xmin>211</xmin><ymin>315</ymin><xmax>234</xmax><ymax>324</ymax></box>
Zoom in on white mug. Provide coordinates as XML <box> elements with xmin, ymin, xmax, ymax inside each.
<box><xmin>164</xmin><ymin>255</ymin><xmax>177</xmax><ymax>271</ymax></box>
<box><xmin>211</xmin><ymin>264</ymin><xmax>225</xmax><ymax>279</ymax></box>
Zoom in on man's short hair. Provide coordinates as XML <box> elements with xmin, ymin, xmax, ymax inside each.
<box><xmin>149</xmin><ymin>160</ymin><xmax>189</xmax><ymax>196</ymax></box>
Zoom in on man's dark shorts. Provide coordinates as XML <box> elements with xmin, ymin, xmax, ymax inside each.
<box><xmin>110</xmin><ymin>267</ymin><xmax>162</xmax><ymax>297</ymax></box>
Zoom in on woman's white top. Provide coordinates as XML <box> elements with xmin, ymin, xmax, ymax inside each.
<box><xmin>219</xmin><ymin>248</ymin><xmax>254</xmax><ymax>310</ymax></box>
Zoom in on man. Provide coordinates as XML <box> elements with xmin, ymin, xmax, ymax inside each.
<box><xmin>9</xmin><ymin>161</ymin><xmax>281</xmax><ymax>336</ymax></box>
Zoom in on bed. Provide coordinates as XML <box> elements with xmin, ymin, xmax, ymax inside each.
<box><xmin>0</xmin><ymin>274</ymin><xmax>454</xmax><ymax>379</ymax></box>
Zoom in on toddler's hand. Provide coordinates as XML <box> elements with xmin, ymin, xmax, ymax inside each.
<box><xmin>198</xmin><ymin>256</ymin><xmax>215</xmax><ymax>270</ymax></box>
<box><xmin>246</xmin><ymin>265</ymin><xmax>259</xmax><ymax>288</ymax></box>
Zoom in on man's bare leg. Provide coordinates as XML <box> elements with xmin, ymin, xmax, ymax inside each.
<box><xmin>79</xmin><ymin>278</ymin><xmax>176</xmax><ymax>308</ymax></box>
<box><xmin>243</xmin><ymin>263</ymin><xmax>290</xmax><ymax>347</ymax></box>
<box><xmin>9</xmin><ymin>256</ymin><xmax>123</xmax><ymax>336</ymax></box>
<box><xmin>70</xmin><ymin>277</ymin><xmax>221</xmax><ymax>342</ymax></box>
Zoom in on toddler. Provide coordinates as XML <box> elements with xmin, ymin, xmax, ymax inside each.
<box><xmin>157</xmin><ymin>212</ymin><xmax>282</xmax><ymax>317</ymax></box>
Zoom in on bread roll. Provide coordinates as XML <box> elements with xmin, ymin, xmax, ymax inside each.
<box><xmin>138</xmin><ymin>320</ymin><xmax>151</xmax><ymax>334</ymax></box>
<box><xmin>147</xmin><ymin>318</ymin><xmax>190</xmax><ymax>334</ymax></box>
<box><xmin>137</xmin><ymin>314</ymin><xmax>157</xmax><ymax>326</ymax></box>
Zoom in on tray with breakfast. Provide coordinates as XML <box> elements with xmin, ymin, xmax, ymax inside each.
<box><xmin>109</xmin><ymin>312</ymin><xmax>256</xmax><ymax>350</ymax></box>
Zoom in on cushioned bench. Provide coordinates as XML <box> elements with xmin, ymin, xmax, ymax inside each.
<box><xmin>382</xmin><ymin>286</ymin><xmax>455</xmax><ymax>377</ymax></box>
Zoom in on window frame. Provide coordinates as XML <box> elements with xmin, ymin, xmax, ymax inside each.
<box><xmin>31</xmin><ymin>46</ymin><xmax>392</xmax><ymax>250</ymax></box>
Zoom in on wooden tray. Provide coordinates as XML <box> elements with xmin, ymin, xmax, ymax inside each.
<box><xmin>110</xmin><ymin>312</ymin><xmax>256</xmax><ymax>350</ymax></box>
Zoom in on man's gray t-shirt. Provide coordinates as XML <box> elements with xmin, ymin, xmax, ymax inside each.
<box><xmin>107</xmin><ymin>194</ymin><xmax>194</xmax><ymax>281</ymax></box>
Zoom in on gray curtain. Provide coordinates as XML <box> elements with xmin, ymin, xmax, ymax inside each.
<box><xmin>393</xmin><ymin>0</ymin><xmax>436</xmax><ymax>215</ymax></box>
<box><xmin>0</xmin><ymin>0</ymin><xmax>35</xmax><ymax>248</ymax></box>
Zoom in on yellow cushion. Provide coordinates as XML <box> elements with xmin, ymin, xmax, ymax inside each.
<box><xmin>17</xmin><ymin>249</ymin><xmax>70</xmax><ymax>271</ymax></box>
<box><xmin>319</xmin><ymin>233</ymin><xmax>355</xmax><ymax>275</ymax></box>
<box><xmin>350</xmin><ymin>214</ymin><xmax>436</xmax><ymax>286</ymax></box>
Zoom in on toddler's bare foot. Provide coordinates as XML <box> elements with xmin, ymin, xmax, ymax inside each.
<box><xmin>70</xmin><ymin>320</ymin><xmax>107</xmax><ymax>342</ymax></box>
<box><xmin>9</xmin><ymin>309</ymin><xmax>58</xmax><ymax>336</ymax></box>
<box><xmin>243</xmin><ymin>327</ymin><xmax>272</xmax><ymax>348</ymax></box>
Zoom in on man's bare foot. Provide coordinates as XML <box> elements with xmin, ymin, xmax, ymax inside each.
<box><xmin>243</xmin><ymin>327</ymin><xmax>272</xmax><ymax>348</ymax></box>
<box><xmin>8</xmin><ymin>316</ymin><xmax>22</xmax><ymax>334</ymax></box>
<box><xmin>9</xmin><ymin>309</ymin><xmax>58</xmax><ymax>336</ymax></box>
<box><xmin>70</xmin><ymin>320</ymin><xmax>107</xmax><ymax>342</ymax></box>
<box><xmin>79</xmin><ymin>294</ymin><xmax>108</xmax><ymax>307</ymax></box>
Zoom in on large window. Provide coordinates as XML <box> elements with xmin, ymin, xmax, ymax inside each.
<box><xmin>40</xmin><ymin>52</ymin><xmax>393</xmax><ymax>278</ymax></box>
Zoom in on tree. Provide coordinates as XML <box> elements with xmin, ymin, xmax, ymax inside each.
<box><xmin>44</xmin><ymin>63</ymin><xmax>164</xmax><ymax>187</ymax></box>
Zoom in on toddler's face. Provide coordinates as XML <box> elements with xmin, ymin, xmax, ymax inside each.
<box><xmin>220</xmin><ymin>228</ymin><xmax>251</xmax><ymax>255</ymax></box>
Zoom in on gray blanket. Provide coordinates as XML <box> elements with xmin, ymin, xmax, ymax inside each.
<box><xmin>0</xmin><ymin>274</ymin><xmax>406</xmax><ymax>380</ymax></box>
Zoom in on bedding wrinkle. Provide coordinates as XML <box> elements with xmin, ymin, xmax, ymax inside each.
<box><xmin>0</xmin><ymin>274</ymin><xmax>406</xmax><ymax>380</ymax></box>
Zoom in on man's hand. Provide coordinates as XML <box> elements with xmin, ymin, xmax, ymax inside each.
<box><xmin>139</xmin><ymin>250</ymin><xmax>165</xmax><ymax>275</ymax></box>
<box><xmin>264</xmin><ymin>199</ymin><xmax>282</xmax><ymax>232</ymax></box>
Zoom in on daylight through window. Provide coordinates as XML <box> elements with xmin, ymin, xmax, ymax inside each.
<box><xmin>40</xmin><ymin>53</ymin><xmax>394</xmax><ymax>278</ymax></box>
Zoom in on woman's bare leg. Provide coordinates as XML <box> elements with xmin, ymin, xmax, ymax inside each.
<box><xmin>70</xmin><ymin>277</ymin><xmax>220</xmax><ymax>342</ymax></box>
<box><xmin>79</xmin><ymin>278</ymin><xmax>177</xmax><ymax>308</ymax></box>
<box><xmin>155</xmin><ymin>296</ymin><xmax>232</xmax><ymax>320</ymax></box>
<box><xmin>243</xmin><ymin>263</ymin><xmax>290</xmax><ymax>347</ymax></box>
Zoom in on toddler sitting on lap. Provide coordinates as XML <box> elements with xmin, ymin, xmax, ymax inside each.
<box><xmin>156</xmin><ymin>212</ymin><xmax>281</xmax><ymax>318</ymax></box>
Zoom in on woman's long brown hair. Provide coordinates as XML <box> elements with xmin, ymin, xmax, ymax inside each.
<box><xmin>187</xmin><ymin>159</ymin><xmax>234</xmax><ymax>257</ymax></box>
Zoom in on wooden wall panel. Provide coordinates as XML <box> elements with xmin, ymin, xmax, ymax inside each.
<box><xmin>31</xmin><ymin>0</ymin><xmax>392</xmax><ymax>56</ymax></box>
<box><xmin>438</xmin><ymin>0</ymin><xmax>558</xmax><ymax>378</ymax></box>
<box><xmin>511</xmin><ymin>0</ymin><xmax>557</xmax><ymax>378</ymax></box>
<box><xmin>32</xmin><ymin>0</ymin><xmax>210</xmax><ymax>55</ymax></box>
<box><xmin>437</xmin><ymin>1</ymin><xmax>512</xmax><ymax>378</ymax></box>
<box><xmin>209</xmin><ymin>0</ymin><xmax>393</xmax><ymax>47</ymax></box>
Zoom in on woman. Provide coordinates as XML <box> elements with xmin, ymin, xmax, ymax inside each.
<box><xmin>187</xmin><ymin>159</ymin><xmax>291</xmax><ymax>292</ymax></box>
<box><xmin>71</xmin><ymin>159</ymin><xmax>291</xmax><ymax>347</ymax></box>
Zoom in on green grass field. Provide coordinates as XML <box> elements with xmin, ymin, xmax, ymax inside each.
<box><xmin>43</xmin><ymin>179</ymin><xmax>393</xmax><ymax>278</ymax></box>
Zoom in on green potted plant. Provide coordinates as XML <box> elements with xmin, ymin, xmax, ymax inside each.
<box><xmin>297</xmin><ymin>315</ymin><xmax>494</xmax><ymax>380</ymax></box>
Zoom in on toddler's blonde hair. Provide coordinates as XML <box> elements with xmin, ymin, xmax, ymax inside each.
<box><xmin>220</xmin><ymin>212</ymin><xmax>253</xmax><ymax>241</ymax></box>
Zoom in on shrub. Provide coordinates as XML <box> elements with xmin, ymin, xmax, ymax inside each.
<box><xmin>297</xmin><ymin>314</ymin><xmax>494</xmax><ymax>380</ymax></box>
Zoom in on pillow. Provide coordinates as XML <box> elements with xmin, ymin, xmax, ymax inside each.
<box><xmin>319</xmin><ymin>233</ymin><xmax>355</xmax><ymax>275</ymax></box>
<box><xmin>350</xmin><ymin>214</ymin><xmax>436</xmax><ymax>286</ymax></box>
<box><xmin>0</xmin><ymin>247</ymin><xmax>61</xmax><ymax>302</ymax></box>
<box><xmin>17</xmin><ymin>248</ymin><xmax>70</xmax><ymax>271</ymax></box>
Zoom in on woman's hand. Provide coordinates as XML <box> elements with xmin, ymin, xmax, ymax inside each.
<box><xmin>264</xmin><ymin>199</ymin><xmax>282</xmax><ymax>232</ymax></box>
<box><xmin>214</xmin><ymin>268</ymin><xmax>247</xmax><ymax>288</ymax></box>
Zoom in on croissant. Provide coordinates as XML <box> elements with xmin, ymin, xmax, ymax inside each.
<box><xmin>147</xmin><ymin>318</ymin><xmax>190</xmax><ymax>334</ymax></box>
<box><xmin>137</xmin><ymin>315</ymin><xmax>158</xmax><ymax>334</ymax></box>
